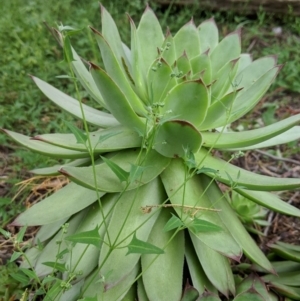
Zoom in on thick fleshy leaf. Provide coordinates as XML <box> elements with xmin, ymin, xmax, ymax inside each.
<box><xmin>33</xmin><ymin>125</ymin><xmax>141</xmax><ymax>153</ymax></box>
<box><xmin>62</xmin><ymin>200</ymin><xmax>114</xmax><ymax>283</ymax></box>
<box><xmin>160</xmin><ymin>159</ymin><xmax>242</xmax><ymax>258</ymax></box>
<box><xmin>90</xmin><ymin>64</ymin><xmax>145</xmax><ymax>132</ymax></box>
<box><xmin>141</xmin><ymin>209</ymin><xmax>185</xmax><ymax>301</ymax></box>
<box><xmin>268</xmin><ymin>242</ymin><xmax>300</xmax><ymax>262</ymax></box>
<box><xmin>200</xmin><ymin>90</ymin><xmax>240</xmax><ymax>130</ymax></box>
<box><xmin>60</xmin><ymin>149</ymin><xmax>170</xmax><ymax>192</ymax></box>
<box><xmin>263</xmin><ymin>271</ymin><xmax>300</xmax><ymax>287</ymax></box>
<box><xmin>198</xmin><ymin>174</ymin><xmax>273</xmax><ymax>272</ymax></box>
<box><xmin>130</xmin><ymin>16</ymin><xmax>148</xmax><ymax>101</ymax></box>
<box><xmin>195</xmin><ymin>148</ymin><xmax>300</xmax><ymax>191</ymax></box>
<box><xmin>100</xmin><ymin>5</ymin><xmax>127</xmax><ymax>67</ymax></box>
<box><xmin>190</xmin><ymin>52</ymin><xmax>212</xmax><ymax>84</ymax></box>
<box><xmin>161</xmin><ymin>30</ymin><xmax>176</xmax><ymax>66</ymax></box>
<box><xmin>2</xmin><ymin>129</ymin><xmax>89</xmax><ymax>159</ymax></box>
<box><xmin>236</xmin><ymin>53</ymin><xmax>253</xmax><ymax>74</ymax></box>
<box><xmin>33</xmin><ymin>210</ymin><xmax>87</xmax><ymax>277</ymax></box>
<box><xmin>176</xmin><ymin>51</ymin><xmax>192</xmax><ymax>76</ymax></box>
<box><xmin>233</xmin><ymin>291</ymin><xmax>265</xmax><ymax>301</ymax></box>
<box><xmin>190</xmin><ymin>232</ymin><xmax>236</xmax><ymax>297</ymax></box>
<box><xmin>91</xmin><ymin>27</ymin><xmax>146</xmax><ymax>116</ymax></box>
<box><xmin>174</xmin><ymin>20</ymin><xmax>201</xmax><ymax>59</ymax></box>
<box><xmin>185</xmin><ymin>235</ymin><xmax>217</xmax><ymax>295</ymax></box>
<box><xmin>198</xmin><ymin>18</ymin><xmax>219</xmax><ymax>53</ymax></box>
<box><xmin>235</xmin><ymin>189</ymin><xmax>300</xmax><ymax>217</ymax></box>
<box><xmin>34</xmin><ymin>217</ymin><xmax>69</xmax><ymax>243</ymax></box>
<box><xmin>235</xmin><ymin>55</ymin><xmax>277</xmax><ymax>92</ymax></box>
<box><xmin>11</xmin><ymin>182</ymin><xmax>101</xmax><ymax>226</ymax></box>
<box><xmin>99</xmin><ymin>178</ymin><xmax>164</xmax><ymax>287</ymax></box>
<box><xmin>162</xmin><ymin>80</ymin><xmax>209</xmax><ymax>127</ymax></box>
<box><xmin>137</xmin><ymin>6</ymin><xmax>164</xmax><ymax>74</ymax></box>
<box><xmin>266</xmin><ymin>282</ymin><xmax>300</xmax><ymax>300</ymax></box>
<box><xmin>229</xmin><ymin>66</ymin><xmax>281</xmax><ymax>124</ymax></box>
<box><xmin>154</xmin><ymin>120</ymin><xmax>202</xmax><ymax>158</ymax></box>
<box><xmin>147</xmin><ymin>58</ymin><xmax>177</xmax><ymax>104</ymax></box>
<box><xmin>181</xmin><ymin>283</ymin><xmax>199</xmax><ymax>301</ymax></box>
<box><xmin>211</xmin><ymin>58</ymin><xmax>240</xmax><ymax>100</ymax></box>
<box><xmin>71</xmin><ymin>46</ymin><xmax>105</xmax><ymax>107</ymax></box>
<box><xmin>229</xmin><ymin>126</ymin><xmax>300</xmax><ymax>151</ymax></box>
<box><xmin>236</xmin><ymin>274</ymin><xmax>273</xmax><ymax>301</ymax></box>
<box><xmin>32</xmin><ymin>76</ymin><xmax>118</xmax><ymax>128</ymax></box>
<box><xmin>30</xmin><ymin>158</ymin><xmax>90</xmax><ymax>176</ymax></box>
<box><xmin>202</xmin><ymin>113</ymin><xmax>300</xmax><ymax>149</ymax></box>
<box><xmin>210</xmin><ymin>29</ymin><xmax>241</xmax><ymax>77</ymax></box>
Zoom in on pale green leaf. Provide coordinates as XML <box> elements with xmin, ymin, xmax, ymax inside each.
<box><xmin>195</xmin><ymin>148</ymin><xmax>300</xmax><ymax>191</ymax></box>
<box><xmin>190</xmin><ymin>232</ymin><xmax>236</xmax><ymax>297</ymax></box>
<box><xmin>198</xmin><ymin>174</ymin><xmax>274</xmax><ymax>272</ymax></box>
<box><xmin>198</xmin><ymin>18</ymin><xmax>219</xmax><ymax>53</ymax></box>
<box><xmin>154</xmin><ymin>120</ymin><xmax>202</xmax><ymax>158</ymax></box>
<box><xmin>99</xmin><ymin>178</ymin><xmax>164</xmax><ymax>285</ymax></box>
<box><xmin>235</xmin><ymin>189</ymin><xmax>300</xmax><ymax>217</ymax></box>
<box><xmin>11</xmin><ymin>182</ymin><xmax>100</xmax><ymax>226</ymax></box>
<box><xmin>202</xmin><ymin>114</ymin><xmax>300</xmax><ymax>149</ymax></box>
<box><xmin>174</xmin><ymin>20</ymin><xmax>201</xmax><ymax>59</ymax></box>
<box><xmin>210</xmin><ymin>29</ymin><xmax>241</xmax><ymax>77</ymax></box>
<box><xmin>137</xmin><ymin>6</ymin><xmax>164</xmax><ymax>74</ymax></box>
<box><xmin>160</xmin><ymin>159</ymin><xmax>242</xmax><ymax>258</ymax></box>
<box><xmin>32</xmin><ymin>125</ymin><xmax>142</xmax><ymax>153</ymax></box>
<box><xmin>90</xmin><ymin>64</ymin><xmax>145</xmax><ymax>132</ymax></box>
<box><xmin>60</xmin><ymin>149</ymin><xmax>170</xmax><ymax>193</ymax></box>
<box><xmin>2</xmin><ymin>129</ymin><xmax>89</xmax><ymax>159</ymax></box>
<box><xmin>32</xmin><ymin>76</ymin><xmax>117</xmax><ymax>127</ymax></box>
<box><xmin>141</xmin><ymin>209</ymin><xmax>184</xmax><ymax>301</ymax></box>
<box><xmin>147</xmin><ymin>58</ymin><xmax>177</xmax><ymax>104</ymax></box>
<box><xmin>161</xmin><ymin>80</ymin><xmax>209</xmax><ymax>127</ymax></box>
<box><xmin>91</xmin><ymin>27</ymin><xmax>146</xmax><ymax>116</ymax></box>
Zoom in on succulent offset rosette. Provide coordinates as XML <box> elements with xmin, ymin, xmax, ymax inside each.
<box><xmin>3</xmin><ymin>5</ymin><xmax>300</xmax><ymax>301</ymax></box>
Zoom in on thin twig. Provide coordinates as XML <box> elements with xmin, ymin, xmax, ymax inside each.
<box><xmin>255</xmin><ymin>149</ymin><xmax>300</xmax><ymax>166</ymax></box>
<box><xmin>141</xmin><ymin>204</ymin><xmax>221</xmax><ymax>214</ymax></box>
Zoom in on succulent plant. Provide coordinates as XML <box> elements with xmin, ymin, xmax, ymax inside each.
<box><xmin>3</xmin><ymin>5</ymin><xmax>300</xmax><ymax>301</ymax></box>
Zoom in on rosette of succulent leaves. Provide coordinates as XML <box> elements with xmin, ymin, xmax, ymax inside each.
<box><xmin>3</xmin><ymin>5</ymin><xmax>300</xmax><ymax>301</ymax></box>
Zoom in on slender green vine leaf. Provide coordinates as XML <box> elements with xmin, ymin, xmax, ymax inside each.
<box><xmin>16</xmin><ymin>226</ymin><xmax>27</xmax><ymax>243</ymax></box>
<box><xmin>78</xmin><ymin>298</ymin><xmax>98</xmax><ymax>301</ymax></box>
<box><xmin>100</xmin><ymin>156</ymin><xmax>129</xmax><ymax>182</ymax></box>
<box><xmin>10</xmin><ymin>271</ymin><xmax>30</xmax><ymax>285</ymax></box>
<box><xmin>197</xmin><ymin>167</ymin><xmax>219</xmax><ymax>175</ymax></box>
<box><xmin>42</xmin><ymin>261</ymin><xmax>67</xmax><ymax>273</ymax></box>
<box><xmin>127</xmin><ymin>233</ymin><xmax>164</xmax><ymax>255</ymax></box>
<box><xmin>65</xmin><ymin>121</ymin><xmax>88</xmax><ymax>145</ymax></box>
<box><xmin>63</xmin><ymin>35</ymin><xmax>75</xmax><ymax>62</ymax></box>
<box><xmin>128</xmin><ymin>164</ymin><xmax>148</xmax><ymax>183</ymax></box>
<box><xmin>19</xmin><ymin>268</ymin><xmax>38</xmax><ymax>280</ymax></box>
<box><xmin>163</xmin><ymin>213</ymin><xmax>185</xmax><ymax>232</ymax></box>
<box><xmin>188</xmin><ymin>218</ymin><xmax>223</xmax><ymax>233</ymax></box>
<box><xmin>10</xmin><ymin>251</ymin><xmax>22</xmax><ymax>263</ymax></box>
<box><xmin>65</xmin><ymin>226</ymin><xmax>102</xmax><ymax>248</ymax></box>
